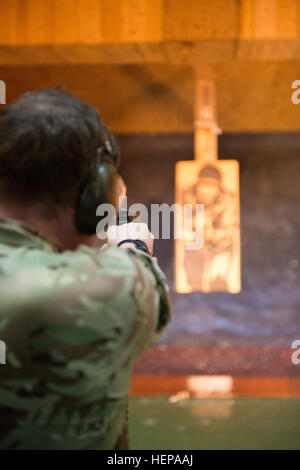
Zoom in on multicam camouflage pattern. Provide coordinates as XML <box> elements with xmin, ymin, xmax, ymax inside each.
<box><xmin>0</xmin><ymin>218</ymin><xmax>171</xmax><ymax>450</ymax></box>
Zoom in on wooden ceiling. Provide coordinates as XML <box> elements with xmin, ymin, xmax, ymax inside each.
<box><xmin>0</xmin><ymin>0</ymin><xmax>300</xmax><ymax>133</ymax></box>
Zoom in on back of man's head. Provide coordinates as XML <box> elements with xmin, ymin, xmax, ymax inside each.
<box><xmin>0</xmin><ymin>88</ymin><xmax>115</xmax><ymax>214</ymax></box>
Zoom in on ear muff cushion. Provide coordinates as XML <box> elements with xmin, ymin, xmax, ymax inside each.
<box><xmin>75</xmin><ymin>162</ymin><xmax>118</xmax><ymax>234</ymax></box>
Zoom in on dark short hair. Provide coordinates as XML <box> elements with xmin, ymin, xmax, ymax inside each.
<box><xmin>0</xmin><ymin>88</ymin><xmax>117</xmax><ymax>210</ymax></box>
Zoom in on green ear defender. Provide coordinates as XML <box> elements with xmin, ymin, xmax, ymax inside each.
<box><xmin>75</xmin><ymin>126</ymin><xmax>120</xmax><ymax>234</ymax></box>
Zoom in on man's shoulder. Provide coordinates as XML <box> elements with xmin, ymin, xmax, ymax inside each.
<box><xmin>0</xmin><ymin>244</ymin><xmax>140</xmax><ymax>312</ymax></box>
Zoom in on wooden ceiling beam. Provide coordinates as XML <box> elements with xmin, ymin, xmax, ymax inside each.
<box><xmin>1</xmin><ymin>39</ymin><xmax>300</xmax><ymax>66</ymax></box>
<box><xmin>1</xmin><ymin>61</ymin><xmax>299</xmax><ymax>133</ymax></box>
<box><xmin>1</xmin><ymin>0</ymin><xmax>300</xmax><ymax>65</ymax></box>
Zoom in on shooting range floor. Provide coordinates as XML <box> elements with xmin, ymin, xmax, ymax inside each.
<box><xmin>129</xmin><ymin>397</ymin><xmax>300</xmax><ymax>450</ymax></box>
<box><xmin>132</xmin><ymin>346</ymin><xmax>300</xmax><ymax>398</ymax></box>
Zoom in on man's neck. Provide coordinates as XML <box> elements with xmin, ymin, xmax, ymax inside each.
<box><xmin>0</xmin><ymin>203</ymin><xmax>100</xmax><ymax>251</ymax></box>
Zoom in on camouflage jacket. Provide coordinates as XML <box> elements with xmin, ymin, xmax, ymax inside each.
<box><xmin>0</xmin><ymin>219</ymin><xmax>172</xmax><ymax>450</ymax></box>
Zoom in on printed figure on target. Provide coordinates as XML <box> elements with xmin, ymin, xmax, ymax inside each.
<box><xmin>175</xmin><ymin>160</ymin><xmax>241</xmax><ymax>293</ymax></box>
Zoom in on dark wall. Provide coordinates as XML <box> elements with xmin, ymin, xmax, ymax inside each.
<box><xmin>118</xmin><ymin>133</ymin><xmax>300</xmax><ymax>347</ymax></box>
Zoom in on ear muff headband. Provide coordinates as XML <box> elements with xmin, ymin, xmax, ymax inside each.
<box><xmin>75</xmin><ymin>128</ymin><xmax>120</xmax><ymax>235</ymax></box>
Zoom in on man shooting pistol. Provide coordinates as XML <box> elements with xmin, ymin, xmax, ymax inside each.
<box><xmin>0</xmin><ymin>89</ymin><xmax>172</xmax><ymax>450</ymax></box>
